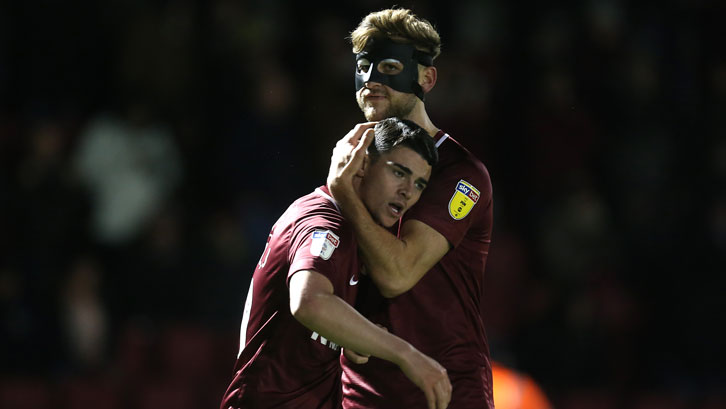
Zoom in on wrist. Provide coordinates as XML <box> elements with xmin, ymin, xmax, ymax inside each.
<box><xmin>390</xmin><ymin>339</ymin><xmax>417</xmax><ymax>368</ymax></box>
<box><xmin>329</xmin><ymin>178</ymin><xmax>353</xmax><ymax>201</ymax></box>
<box><xmin>331</xmin><ymin>183</ymin><xmax>361</xmax><ymax>210</ymax></box>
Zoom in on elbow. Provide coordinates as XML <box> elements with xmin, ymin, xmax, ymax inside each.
<box><xmin>378</xmin><ymin>287</ymin><xmax>405</xmax><ymax>299</ymax></box>
<box><xmin>372</xmin><ymin>277</ymin><xmax>411</xmax><ymax>299</ymax></box>
<box><xmin>367</xmin><ymin>258</ymin><xmax>422</xmax><ymax>298</ymax></box>
<box><xmin>290</xmin><ymin>293</ymin><xmax>321</xmax><ymax>326</ymax></box>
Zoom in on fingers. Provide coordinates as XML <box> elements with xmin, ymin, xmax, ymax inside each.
<box><xmin>419</xmin><ymin>364</ymin><xmax>449</xmax><ymax>409</ymax></box>
<box><xmin>353</xmin><ymin>355</ymin><xmax>369</xmax><ymax>364</ymax></box>
<box><xmin>424</xmin><ymin>387</ymin><xmax>436</xmax><ymax>409</ymax></box>
<box><xmin>349</xmin><ymin>354</ymin><xmax>369</xmax><ymax>364</ymax></box>
<box><xmin>400</xmin><ymin>349</ymin><xmax>451</xmax><ymax>409</ymax></box>
<box><xmin>343</xmin><ymin>122</ymin><xmax>377</xmax><ymax>146</ymax></box>
<box><xmin>339</xmin><ymin>128</ymin><xmax>374</xmax><ymax>177</ymax></box>
<box><xmin>424</xmin><ymin>378</ymin><xmax>450</xmax><ymax>409</ymax></box>
<box><xmin>343</xmin><ymin>348</ymin><xmax>370</xmax><ymax>365</ymax></box>
<box><xmin>434</xmin><ymin>376</ymin><xmax>451</xmax><ymax>409</ymax></box>
<box><xmin>328</xmin><ymin>123</ymin><xmax>377</xmax><ymax>188</ymax></box>
<box><xmin>353</xmin><ymin>128</ymin><xmax>375</xmax><ymax>156</ymax></box>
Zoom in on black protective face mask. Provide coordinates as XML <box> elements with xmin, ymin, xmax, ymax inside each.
<box><xmin>354</xmin><ymin>38</ymin><xmax>433</xmax><ymax>101</ymax></box>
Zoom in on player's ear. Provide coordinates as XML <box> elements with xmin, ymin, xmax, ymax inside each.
<box><xmin>419</xmin><ymin>65</ymin><xmax>437</xmax><ymax>93</ymax></box>
<box><xmin>357</xmin><ymin>154</ymin><xmax>369</xmax><ymax>177</ymax></box>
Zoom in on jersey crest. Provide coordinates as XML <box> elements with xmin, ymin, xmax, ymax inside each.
<box><xmin>310</xmin><ymin>230</ymin><xmax>340</xmax><ymax>260</ymax></box>
<box><xmin>448</xmin><ymin>180</ymin><xmax>480</xmax><ymax>220</ymax></box>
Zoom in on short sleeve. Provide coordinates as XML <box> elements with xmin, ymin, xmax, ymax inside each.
<box><xmin>286</xmin><ymin>215</ymin><xmax>354</xmax><ymax>290</ymax></box>
<box><xmin>403</xmin><ymin>159</ymin><xmax>492</xmax><ymax>248</ymax></box>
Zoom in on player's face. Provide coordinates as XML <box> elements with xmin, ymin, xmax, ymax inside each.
<box><xmin>356</xmin><ymin>81</ymin><xmax>418</xmax><ymax>121</ymax></box>
<box><xmin>359</xmin><ymin>146</ymin><xmax>432</xmax><ymax>228</ymax></box>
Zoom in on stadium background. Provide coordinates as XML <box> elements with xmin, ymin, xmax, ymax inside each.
<box><xmin>1</xmin><ymin>1</ymin><xmax>724</xmax><ymax>408</ymax></box>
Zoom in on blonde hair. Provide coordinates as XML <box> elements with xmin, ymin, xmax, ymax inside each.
<box><xmin>350</xmin><ymin>8</ymin><xmax>441</xmax><ymax>60</ymax></box>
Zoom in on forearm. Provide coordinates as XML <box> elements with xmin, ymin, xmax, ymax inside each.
<box><xmin>293</xmin><ymin>290</ymin><xmax>412</xmax><ymax>365</ymax></box>
<box><xmin>293</xmin><ymin>285</ymin><xmax>452</xmax><ymax>409</ymax></box>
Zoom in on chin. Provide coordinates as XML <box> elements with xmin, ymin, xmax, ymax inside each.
<box><xmin>363</xmin><ymin>109</ymin><xmax>387</xmax><ymax>122</ymax></box>
<box><xmin>374</xmin><ymin>215</ymin><xmax>393</xmax><ymax>229</ymax></box>
<box><xmin>382</xmin><ymin>216</ymin><xmax>398</xmax><ymax>229</ymax></box>
<box><xmin>359</xmin><ymin>101</ymin><xmax>386</xmax><ymax>120</ymax></box>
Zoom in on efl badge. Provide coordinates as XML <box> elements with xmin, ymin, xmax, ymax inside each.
<box><xmin>310</xmin><ymin>230</ymin><xmax>340</xmax><ymax>260</ymax></box>
<box><xmin>448</xmin><ymin>180</ymin><xmax>480</xmax><ymax>220</ymax></box>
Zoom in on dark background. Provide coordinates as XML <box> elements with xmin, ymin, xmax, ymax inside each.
<box><xmin>1</xmin><ymin>1</ymin><xmax>725</xmax><ymax>408</ymax></box>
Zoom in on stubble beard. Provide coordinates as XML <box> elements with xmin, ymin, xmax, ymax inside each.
<box><xmin>357</xmin><ymin>92</ymin><xmax>417</xmax><ymax>121</ymax></box>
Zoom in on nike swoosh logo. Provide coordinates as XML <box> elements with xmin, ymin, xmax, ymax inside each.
<box><xmin>349</xmin><ymin>276</ymin><xmax>359</xmax><ymax>286</ymax></box>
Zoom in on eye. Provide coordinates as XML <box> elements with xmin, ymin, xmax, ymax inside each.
<box><xmin>392</xmin><ymin>169</ymin><xmax>405</xmax><ymax>178</ymax></box>
<box><xmin>356</xmin><ymin>58</ymin><xmax>372</xmax><ymax>74</ymax></box>
<box><xmin>377</xmin><ymin>58</ymin><xmax>404</xmax><ymax>75</ymax></box>
<box><xmin>415</xmin><ymin>182</ymin><xmax>427</xmax><ymax>191</ymax></box>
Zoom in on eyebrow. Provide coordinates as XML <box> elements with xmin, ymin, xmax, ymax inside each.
<box><xmin>386</xmin><ymin>161</ymin><xmax>429</xmax><ymax>187</ymax></box>
<box><xmin>386</xmin><ymin>160</ymin><xmax>412</xmax><ymax>175</ymax></box>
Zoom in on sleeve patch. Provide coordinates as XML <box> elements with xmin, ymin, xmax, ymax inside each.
<box><xmin>448</xmin><ymin>180</ymin><xmax>480</xmax><ymax>220</ymax></box>
<box><xmin>310</xmin><ymin>230</ymin><xmax>340</xmax><ymax>260</ymax></box>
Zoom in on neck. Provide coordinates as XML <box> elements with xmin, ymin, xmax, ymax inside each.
<box><xmin>404</xmin><ymin>101</ymin><xmax>439</xmax><ymax>137</ymax></box>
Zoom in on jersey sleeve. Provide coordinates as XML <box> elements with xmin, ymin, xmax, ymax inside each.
<box><xmin>403</xmin><ymin>159</ymin><xmax>492</xmax><ymax>248</ymax></box>
<box><xmin>286</xmin><ymin>211</ymin><xmax>353</xmax><ymax>289</ymax></box>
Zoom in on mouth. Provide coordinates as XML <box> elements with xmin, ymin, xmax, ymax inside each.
<box><xmin>362</xmin><ymin>89</ymin><xmax>387</xmax><ymax>100</ymax></box>
<box><xmin>363</xmin><ymin>94</ymin><xmax>386</xmax><ymax>103</ymax></box>
<box><xmin>388</xmin><ymin>202</ymin><xmax>404</xmax><ymax>216</ymax></box>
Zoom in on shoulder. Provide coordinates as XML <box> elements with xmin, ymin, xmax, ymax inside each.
<box><xmin>434</xmin><ymin>135</ymin><xmax>492</xmax><ymax>197</ymax></box>
<box><xmin>288</xmin><ymin>188</ymin><xmax>345</xmax><ymax>224</ymax></box>
<box><xmin>287</xmin><ymin>188</ymin><xmax>353</xmax><ymax>243</ymax></box>
<box><xmin>438</xmin><ymin>135</ymin><xmax>489</xmax><ymax>170</ymax></box>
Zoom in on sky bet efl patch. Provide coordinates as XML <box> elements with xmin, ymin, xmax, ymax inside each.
<box><xmin>449</xmin><ymin>180</ymin><xmax>480</xmax><ymax>220</ymax></box>
<box><xmin>310</xmin><ymin>230</ymin><xmax>340</xmax><ymax>260</ymax></box>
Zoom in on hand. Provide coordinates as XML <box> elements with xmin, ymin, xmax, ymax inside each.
<box><xmin>327</xmin><ymin>122</ymin><xmax>377</xmax><ymax>200</ymax></box>
<box><xmin>399</xmin><ymin>348</ymin><xmax>452</xmax><ymax>409</ymax></box>
<box><xmin>343</xmin><ymin>347</ymin><xmax>370</xmax><ymax>364</ymax></box>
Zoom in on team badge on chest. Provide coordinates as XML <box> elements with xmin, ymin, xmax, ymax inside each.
<box><xmin>448</xmin><ymin>180</ymin><xmax>480</xmax><ymax>220</ymax></box>
<box><xmin>310</xmin><ymin>230</ymin><xmax>340</xmax><ymax>260</ymax></box>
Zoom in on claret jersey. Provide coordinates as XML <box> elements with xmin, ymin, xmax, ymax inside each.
<box><xmin>221</xmin><ymin>185</ymin><xmax>360</xmax><ymax>409</ymax></box>
<box><xmin>342</xmin><ymin>132</ymin><xmax>495</xmax><ymax>409</ymax></box>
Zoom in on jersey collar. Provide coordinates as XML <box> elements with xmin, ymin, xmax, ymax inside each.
<box><xmin>316</xmin><ymin>185</ymin><xmax>340</xmax><ymax>212</ymax></box>
<box><xmin>434</xmin><ymin>130</ymin><xmax>449</xmax><ymax>148</ymax></box>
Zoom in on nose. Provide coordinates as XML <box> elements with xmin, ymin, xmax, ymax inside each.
<box><xmin>398</xmin><ymin>181</ymin><xmax>413</xmax><ymax>200</ymax></box>
<box><xmin>364</xmin><ymin>80</ymin><xmax>383</xmax><ymax>89</ymax></box>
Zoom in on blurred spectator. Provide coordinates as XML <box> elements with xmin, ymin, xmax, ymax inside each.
<box><xmin>14</xmin><ymin>117</ymin><xmax>90</xmax><ymax>278</ymax></box>
<box><xmin>1</xmin><ymin>117</ymin><xmax>87</xmax><ymax>375</ymax></box>
<box><xmin>190</xmin><ymin>208</ymin><xmax>253</xmax><ymax>325</ymax></box>
<box><xmin>72</xmin><ymin>99</ymin><xmax>183</xmax><ymax>245</ymax></box>
<box><xmin>59</xmin><ymin>255</ymin><xmax>109</xmax><ymax>373</ymax></box>
<box><xmin>536</xmin><ymin>175</ymin><xmax>617</xmax><ymax>281</ymax></box>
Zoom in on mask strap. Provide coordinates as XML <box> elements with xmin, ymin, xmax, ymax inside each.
<box><xmin>413</xmin><ymin>50</ymin><xmax>433</xmax><ymax>67</ymax></box>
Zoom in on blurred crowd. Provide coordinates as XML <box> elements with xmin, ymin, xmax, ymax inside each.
<box><xmin>1</xmin><ymin>1</ymin><xmax>725</xmax><ymax>408</ymax></box>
